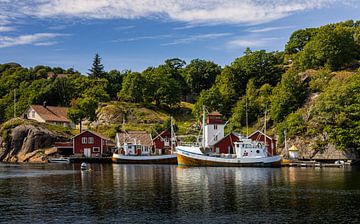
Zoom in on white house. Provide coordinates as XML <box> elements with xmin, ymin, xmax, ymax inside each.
<box><xmin>24</xmin><ymin>103</ymin><xmax>75</xmax><ymax>128</ymax></box>
<box><xmin>115</xmin><ymin>130</ymin><xmax>153</xmax><ymax>156</ymax></box>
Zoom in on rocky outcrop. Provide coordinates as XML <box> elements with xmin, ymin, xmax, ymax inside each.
<box><xmin>0</xmin><ymin>119</ymin><xmax>71</xmax><ymax>163</ymax></box>
<box><xmin>279</xmin><ymin>136</ymin><xmax>359</xmax><ymax>160</ymax></box>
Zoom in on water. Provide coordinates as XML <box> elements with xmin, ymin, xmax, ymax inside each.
<box><xmin>1</xmin><ymin>163</ymin><xmax>360</xmax><ymax>223</ymax></box>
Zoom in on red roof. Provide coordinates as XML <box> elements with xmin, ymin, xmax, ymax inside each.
<box><xmin>207</xmin><ymin>111</ymin><xmax>222</xmax><ymax>116</ymax></box>
<box><xmin>248</xmin><ymin>130</ymin><xmax>275</xmax><ymax>140</ymax></box>
<box><xmin>153</xmin><ymin>130</ymin><xmax>171</xmax><ymax>141</ymax></box>
<box><xmin>117</xmin><ymin>130</ymin><xmax>153</xmax><ymax>147</ymax></box>
<box><xmin>73</xmin><ymin>130</ymin><xmax>110</xmax><ymax>141</ymax></box>
<box><xmin>31</xmin><ymin>105</ymin><xmax>70</xmax><ymax>123</ymax></box>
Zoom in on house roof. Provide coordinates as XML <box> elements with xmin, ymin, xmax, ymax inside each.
<box><xmin>208</xmin><ymin>111</ymin><xmax>222</xmax><ymax>116</ymax></box>
<box><xmin>212</xmin><ymin>132</ymin><xmax>244</xmax><ymax>146</ymax></box>
<box><xmin>30</xmin><ymin>105</ymin><xmax>70</xmax><ymax>123</ymax></box>
<box><xmin>73</xmin><ymin>130</ymin><xmax>110</xmax><ymax>141</ymax></box>
<box><xmin>248</xmin><ymin>130</ymin><xmax>275</xmax><ymax>141</ymax></box>
<box><xmin>117</xmin><ymin>130</ymin><xmax>153</xmax><ymax>147</ymax></box>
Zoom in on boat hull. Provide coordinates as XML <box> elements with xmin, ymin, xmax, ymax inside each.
<box><xmin>112</xmin><ymin>154</ymin><xmax>178</xmax><ymax>164</ymax></box>
<box><xmin>176</xmin><ymin>149</ymin><xmax>281</xmax><ymax>167</ymax></box>
<box><xmin>48</xmin><ymin>158</ymin><xmax>70</xmax><ymax>164</ymax></box>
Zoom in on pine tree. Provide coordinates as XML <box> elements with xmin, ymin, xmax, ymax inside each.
<box><xmin>88</xmin><ymin>53</ymin><xmax>105</xmax><ymax>78</ymax></box>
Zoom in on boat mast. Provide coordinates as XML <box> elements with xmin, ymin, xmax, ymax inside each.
<box><xmin>246</xmin><ymin>96</ymin><xmax>248</xmax><ymax>137</ymax></box>
<box><xmin>170</xmin><ymin>116</ymin><xmax>176</xmax><ymax>152</ymax></box>
<box><xmin>284</xmin><ymin>129</ymin><xmax>287</xmax><ymax>158</ymax></box>
<box><xmin>202</xmin><ymin>105</ymin><xmax>206</xmax><ymax>148</ymax></box>
<box><xmin>264</xmin><ymin>105</ymin><xmax>270</xmax><ymax>156</ymax></box>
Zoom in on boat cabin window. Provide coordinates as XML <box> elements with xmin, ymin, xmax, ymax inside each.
<box><xmin>256</xmin><ymin>150</ymin><xmax>260</xmax><ymax>154</ymax></box>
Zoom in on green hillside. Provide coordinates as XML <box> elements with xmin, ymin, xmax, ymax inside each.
<box><xmin>0</xmin><ymin>20</ymin><xmax>360</xmax><ymax>155</ymax></box>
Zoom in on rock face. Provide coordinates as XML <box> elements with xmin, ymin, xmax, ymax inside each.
<box><xmin>279</xmin><ymin>136</ymin><xmax>359</xmax><ymax>160</ymax></box>
<box><xmin>0</xmin><ymin>121</ymin><xmax>70</xmax><ymax>163</ymax></box>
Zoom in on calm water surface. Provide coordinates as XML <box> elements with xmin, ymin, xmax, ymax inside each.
<box><xmin>0</xmin><ymin>163</ymin><xmax>360</xmax><ymax>223</ymax></box>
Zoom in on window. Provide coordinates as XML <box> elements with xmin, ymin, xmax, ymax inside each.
<box><xmin>31</xmin><ymin>111</ymin><xmax>36</xmax><ymax>118</ymax></box>
<box><xmin>93</xmin><ymin>147</ymin><xmax>100</xmax><ymax>153</ymax></box>
<box><xmin>88</xmin><ymin>137</ymin><xmax>94</xmax><ymax>144</ymax></box>
<box><xmin>214</xmin><ymin>124</ymin><xmax>218</xmax><ymax>130</ymax></box>
<box><xmin>216</xmin><ymin>147</ymin><xmax>220</xmax><ymax>154</ymax></box>
<box><xmin>82</xmin><ymin>137</ymin><xmax>87</xmax><ymax>144</ymax></box>
<box><xmin>214</xmin><ymin>135</ymin><xmax>218</xmax><ymax>141</ymax></box>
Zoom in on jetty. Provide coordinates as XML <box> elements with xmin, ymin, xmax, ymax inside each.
<box><xmin>281</xmin><ymin>160</ymin><xmax>352</xmax><ymax>168</ymax></box>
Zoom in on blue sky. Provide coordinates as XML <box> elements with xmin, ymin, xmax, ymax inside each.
<box><xmin>0</xmin><ymin>0</ymin><xmax>359</xmax><ymax>74</ymax></box>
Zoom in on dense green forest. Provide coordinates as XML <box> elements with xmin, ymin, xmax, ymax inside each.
<box><xmin>1</xmin><ymin>20</ymin><xmax>360</xmax><ymax>151</ymax></box>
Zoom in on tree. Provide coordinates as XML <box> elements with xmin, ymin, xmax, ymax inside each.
<box><xmin>68</xmin><ymin>107</ymin><xmax>85</xmax><ymax>131</ymax></box>
<box><xmin>310</xmin><ymin>72</ymin><xmax>360</xmax><ymax>151</ymax></box>
<box><xmin>193</xmin><ymin>86</ymin><xmax>223</xmax><ymax>118</ymax></box>
<box><xmin>118</xmin><ymin>72</ymin><xmax>146</xmax><ymax>103</ymax></box>
<box><xmin>299</xmin><ymin>25</ymin><xmax>356</xmax><ymax>70</ymax></box>
<box><xmin>183</xmin><ymin>59</ymin><xmax>221</xmax><ymax>98</ymax></box>
<box><xmin>106</xmin><ymin>69</ymin><xmax>127</xmax><ymax>100</ymax></box>
<box><xmin>88</xmin><ymin>53</ymin><xmax>105</xmax><ymax>78</ymax></box>
<box><xmin>270</xmin><ymin>69</ymin><xmax>307</xmax><ymax>123</ymax></box>
<box><xmin>285</xmin><ymin>28</ymin><xmax>317</xmax><ymax>54</ymax></box>
<box><xmin>142</xmin><ymin>66</ymin><xmax>181</xmax><ymax>107</ymax></box>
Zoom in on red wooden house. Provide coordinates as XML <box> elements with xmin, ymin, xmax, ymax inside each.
<box><xmin>73</xmin><ymin>130</ymin><xmax>113</xmax><ymax>157</ymax></box>
<box><xmin>248</xmin><ymin>130</ymin><xmax>276</xmax><ymax>156</ymax></box>
<box><xmin>212</xmin><ymin>132</ymin><xmax>242</xmax><ymax>154</ymax></box>
<box><xmin>153</xmin><ymin>130</ymin><xmax>173</xmax><ymax>155</ymax></box>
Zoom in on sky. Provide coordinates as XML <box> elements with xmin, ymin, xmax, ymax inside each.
<box><xmin>0</xmin><ymin>0</ymin><xmax>359</xmax><ymax>74</ymax></box>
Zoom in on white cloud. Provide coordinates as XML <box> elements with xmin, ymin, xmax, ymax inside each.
<box><xmin>4</xmin><ymin>0</ymin><xmax>355</xmax><ymax>25</ymax></box>
<box><xmin>0</xmin><ymin>33</ymin><xmax>67</xmax><ymax>48</ymax></box>
<box><xmin>227</xmin><ymin>37</ymin><xmax>282</xmax><ymax>48</ymax></box>
<box><xmin>162</xmin><ymin>33</ymin><xmax>232</xmax><ymax>46</ymax></box>
<box><xmin>112</xmin><ymin>34</ymin><xmax>172</xmax><ymax>42</ymax></box>
<box><xmin>247</xmin><ymin>25</ymin><xmax>295</xmax><ymax>33</ymax></box>
<box><xmin>0</xmin><ymin>26</ymin><xmax>15</xmax><ymax>32</ymax></box>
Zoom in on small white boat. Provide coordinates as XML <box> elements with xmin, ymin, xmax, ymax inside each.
<box><xmin>48</xmin><ymin>157</ymin><xmax>70</xmax><ymax>163</ymax></box>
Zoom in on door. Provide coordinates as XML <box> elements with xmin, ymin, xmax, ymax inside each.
<box><xmin>84</xmin><ymin>148</ymin><xmax>91</xmax><ymax>158</ymax></box>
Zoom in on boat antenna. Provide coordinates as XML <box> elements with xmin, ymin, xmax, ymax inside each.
<box><xmin>202</xmin><ymin>105</ymin><xmax>206</xmax><ymax>148</ymax></box>
<box><xmin>170</xmin><ymin>116</ymin><xmax>176</xmax><ymax>151</ymax></box>
<box><xmin>284</xmin><ymin>129</ymin><xmax>287</xmax><ymax>158</ymax></box>
<box><xmin>245</xmin><ymin>96</ymin><xmax>248</xmax><ymax>137</ymax></box>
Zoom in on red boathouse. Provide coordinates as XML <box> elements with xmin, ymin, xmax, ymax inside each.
<box><xmin>153</xmin><ymin>130</ymin><xmax>174</xmax><ymax>155</ymax></box>
<box><xmin>73</xmin><ymin>130</ymin><xmax>113</xmax><ymax>157</ymax></box>
<box><xmin>248</xmin><ymin>130</ymin><xmax>276</xmax><ymax>156</ymax></box>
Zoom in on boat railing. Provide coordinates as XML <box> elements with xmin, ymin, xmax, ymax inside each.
<box><xmin>179</xmin><ymin>142</ymin><xmax>201</xmax><ymax>147</ymax></box>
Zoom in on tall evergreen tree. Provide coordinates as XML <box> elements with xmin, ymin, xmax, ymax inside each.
<box><xmin>88</xmin><ymin>53</ymin><xmax>105</xmax><ymax>78</ymax></box>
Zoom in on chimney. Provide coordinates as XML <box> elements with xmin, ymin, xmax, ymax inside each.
<box><xmin>43</xmin><ymin>101</ymin><xmax>47</xmax><ymax>108</ymax></box>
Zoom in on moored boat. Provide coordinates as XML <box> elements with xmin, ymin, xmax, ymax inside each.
<box><xmin>176</xmin><ymin>138</ymin><xmax>281</xmax><ymax>167</ymax></box>
<box><xmin>48</xmin><ymin>157</ymin><xmax>70</xmax><ymax>163</ymax></box>
<box><xmin>176</xmin><ymin>106</ymin><xmax>281</xmax><ymax>167</ymax></box>
<box><xmin>112</xmin><ymin>117</ymin><xmax>178</xmax><ymax>164</ymax></box>
<box><xmin>112</xmin><ymin>153</ymin><xmax>177</xmax><ymax>164</ymax></box>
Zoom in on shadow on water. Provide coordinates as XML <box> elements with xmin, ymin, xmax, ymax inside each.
<box><xmin>1</xmin><ymin>163</ymin><xmax>360</xmax><ymax>223</ymax></box>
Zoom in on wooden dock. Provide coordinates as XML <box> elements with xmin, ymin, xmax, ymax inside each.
<box><xmin>282</xmin><ymin>160</ymin><xmax>351</xmax><ymax>168</ymax></box>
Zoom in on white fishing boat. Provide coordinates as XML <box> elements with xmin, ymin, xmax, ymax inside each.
<box><xmin>176</xmin><ymin>106</ymin><xmax>281</xmax><ymax>167</ymax></box>
<box><xmin>176</xmin><ymin>138</ymin><xmax>281</xmax><ymax>167</ymax></box>
<box><xmin>48</xmin><ymin>157</ymin><xmax>70</xmax><ymax>163</ymax></box>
